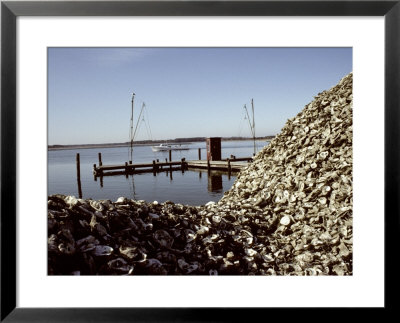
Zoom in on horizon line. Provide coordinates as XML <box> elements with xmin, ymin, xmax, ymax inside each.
<box><xmin>48</xmin><ymin>135</ymin><xmax>276</xmax><ymax>148</ymax></box>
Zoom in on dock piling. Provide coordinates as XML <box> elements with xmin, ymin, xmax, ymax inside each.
<box><xmin>153</xmin><ymin>160</ymin><xmax>157</xmax><ymax>176</ymax></box>
<box><xmin>198</xmin><ymin>148</ymin><xmax>201</xmax><ymax>160</ymax></box>
<box><xmin>98</xmin><ymin>152</ymin><xmax>102</xmax><ymax>166</ymax></box>
<box><xmin>181</xmin><ymin>158</ymin><xmax>185</xmax><ymax>173</ymax></box>
<box><xmin>76</xmin><ymin>153</ymin><xmax>82</xmax><ymax>198</ymax></box>
<box><xmin>169</xmin><ymin>150</ymin><xmax>172</xmax><ymax>162</ymax></box>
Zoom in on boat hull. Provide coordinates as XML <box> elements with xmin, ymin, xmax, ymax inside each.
<box><xmin>152</xmin><ymin>144</ymin><xmax>190</xmax><ymax>152</ymax></box>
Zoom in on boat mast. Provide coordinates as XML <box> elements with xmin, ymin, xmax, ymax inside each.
<box><xmin>130</xmin><ymin>92</ymin><xmax>135</xmax><ymax>161</ymax></box>
<box><xmin>251</xmin><ymin>98</ymin><xmax>256</xmax><ymax>155</ymax></box>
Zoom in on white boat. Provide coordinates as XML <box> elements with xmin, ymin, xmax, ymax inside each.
<box><xmin>151</xmin><ymin>143</ymin><xmax>190</xmax><ymax>152</ymax></box>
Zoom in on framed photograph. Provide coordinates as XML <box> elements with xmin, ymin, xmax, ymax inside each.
<box><xmin>1</xmin><ymin>0</ymin><xmax>398</xmax><ymax>321</ymax></box>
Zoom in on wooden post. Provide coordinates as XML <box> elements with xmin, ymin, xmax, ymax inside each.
<box><xmin>207</xmin><ymin>159</ymin><xmax>211</xmax><ymax>172</ymax></box>
<box><xmin>153</xmin><ymin>160</ymin><xmax>157</xmax><ymax>176</ymax></box>
<box><xmin>227</xmin><ymin>158</ymin><xmax>231</xmax><ymax>177</ymax></box>
<box><xmin>169</xmin><ymin>150</ymin><xmax>172</xmax><ymax>162</ymax></box>
<box><xmin>76</xmin><ymin>153</ymin><xmax>81</xmax><ymax>178</ymax></box>
<box><xmin>76</xmin><ymin>153</ymin><xmax>82</xmax><ymax>198</ymax></box>
<box><xmin>125</xmin><ymin>162</ymin><xmax>128</xmax><ymax>178</ymax></box>
<box><xmin>198</xmin><ymin>148</ymin><xmax>201</xmax><ymax>160</ymax></box>
<box><xmin>98</xmin><ymin>152</ymin><xmax>102</xmax><ymax>166</ymax></box>
<box><xmin>181</xmin><ymin>158</ymin><xmax>185</xmax><ymax>173</ymax></box>
<box><xmin>93</xmin><ymin>163</ymin><xmax>98</xmax><ymax>181</ymax></box>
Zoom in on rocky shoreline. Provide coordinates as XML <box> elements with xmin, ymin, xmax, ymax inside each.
<box><xmin>48</xmin><ymin>72</ymin><xmax>353</xmax><ymax>275</ymax></box>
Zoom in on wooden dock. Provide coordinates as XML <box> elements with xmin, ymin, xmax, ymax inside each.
<box><xmin>93</xmin><ymin>157</ymin><xmax>253</xmax><ymax>177</ymax></box>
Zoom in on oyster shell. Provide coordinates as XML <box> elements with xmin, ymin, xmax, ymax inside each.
<box><xmin>92</xmin><ymin>245</ymin><xmax>113</xmax><ymax>257</ymax></box>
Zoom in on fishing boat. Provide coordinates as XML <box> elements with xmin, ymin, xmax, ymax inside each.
<box><xmin>151</xmin><ymin>143</ymin><xmax>190</xmax><ymax>152</ymax></box>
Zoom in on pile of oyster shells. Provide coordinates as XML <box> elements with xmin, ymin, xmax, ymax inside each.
<box><xmin>48</xmin><ymin>72</ymin><xmax>353</xmax><ymax>275</ymax></box>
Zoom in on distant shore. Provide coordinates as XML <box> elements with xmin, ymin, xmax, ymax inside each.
<box><xmin>48</xmin><ymin>136</ymin><xmax>274</xmax><ymax>151</ymax></box>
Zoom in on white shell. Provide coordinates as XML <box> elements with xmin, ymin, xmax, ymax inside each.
<box><xmin>280</xmin><ymin>215</ymin><xmax>291</xmax><ymax>226</ymax></box>
<box><xmin>92</xmin><ymin>245</ymin><xmax>113</xmax><ymax>256</ymax></box>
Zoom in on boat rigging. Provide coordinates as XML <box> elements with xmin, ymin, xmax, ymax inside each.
<box><xmin>244</xmin><ymin>98</ymin><xmax>256</xmax><ymax>155</ymax></box>
<box><xmin>132</xmin><ymin>102</ymin><xmax>147</xmax><ymax>142</ymax></box>
<box><xmin>129</xmin><ymin>92</ymin><xmax>154</xmax><ymax>161</ymax></box>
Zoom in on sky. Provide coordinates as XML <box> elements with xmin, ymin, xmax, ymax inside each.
<box><xmin>48</xmin><ymin>47</ymin><xmax>352</xmax><ymax>145</ymax></box>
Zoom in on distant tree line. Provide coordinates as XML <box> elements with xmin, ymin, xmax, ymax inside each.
<box><xmin>48</xmin><ymin>135</ymin><xmax>275</xmax><ymax>149</ymax></box>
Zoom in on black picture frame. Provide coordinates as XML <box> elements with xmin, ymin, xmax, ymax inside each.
<box><xmin>1</xmin><ymin>0</ymin><xmax>399</xmax><ymax>321</ymax></box>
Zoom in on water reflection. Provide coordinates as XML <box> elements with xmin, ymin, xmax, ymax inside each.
<box><xmin>128</xmin><ymin>174</ymin><xmax>137</xmax><ymax>200</ymax></box>
<box><xmin>207</xmin><ymin>173</ymin><xmax>223</xmax><ymax>193</ymax></box>
<box><xmin>91</xmin><ymin>168</ymin><xmax>236</xmax><ymax>201</ymax></box>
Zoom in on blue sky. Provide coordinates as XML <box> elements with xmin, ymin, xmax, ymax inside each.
<box><xmin>48</xmin><ymin>47</ymin><xmax>352</xmax><ymax>145</ymax></box>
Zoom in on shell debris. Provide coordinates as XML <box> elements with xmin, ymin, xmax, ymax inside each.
<box><xmin>48</xmin><ymin>73</ymin><xmax>353</xmax><ymax>275</ymax></box>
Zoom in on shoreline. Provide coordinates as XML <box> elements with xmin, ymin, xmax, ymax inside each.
<box><xmin>48</xmin><ymin>137</ymin><xmax>274</xmax><ymax>151</ymax></box>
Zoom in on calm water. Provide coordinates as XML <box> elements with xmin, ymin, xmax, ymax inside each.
<box><xmin>48</xmin><ymin>140</ymin><xmax>268</xmax><ymax>206</ymax></box>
